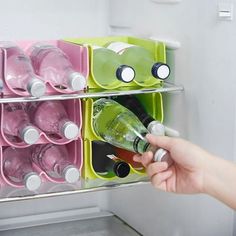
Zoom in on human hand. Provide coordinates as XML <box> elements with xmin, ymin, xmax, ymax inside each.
<box><xmin>133</xmin><ymin>134</ymin><xmax>212</xmax><ymax>194</ymax></box>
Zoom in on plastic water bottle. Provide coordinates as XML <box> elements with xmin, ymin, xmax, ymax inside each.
<box><xmin>3</xmin><ymin>147</ymin><xmax>41</xmax><ymax>191</ymax></box>
<box><xmin>31</xmin><ymin>144</ymin><xmax>80</xmax><ymax>183</ymax></box>
<box><xmin>92</xmin><ymin>46</ymin><xmax>135</xmax><ymax>88</ymax></box>
<box><xmin>114</xmin><ymin>95</ymin><xmax>180</xmax><ymax>137</ymax></box>
<box><xmin>1</xmin><ymin>42</ymin><xmax>46</xmax><ymax>97</ymax></box>
<box><xmin>3</xmin><ymin>103</ymin><xmax>40</xmax><ymax>144</ymax></box>
<box><xmin>27</xmin><ymin>101</ymin><xmax>79</xmax><ymax>140</ymax></box>
<box><xmin>92</xmin><ymin>141</ymin><xmax>130</xmax><ymax>178</ymax></box>
<box><xmin>93</xmin><ymin>98</ymin><xmax>172</xmax><ymax>165</ymax></box>
<box><xmin>107</xmin><ymin>42</ymin><xmax>170</xmax><ymax>85</ymax></box>
<box><xmin>29</xmin><ymin>44</ymin><xmax>86</xmax><ymax>91</ymax></box>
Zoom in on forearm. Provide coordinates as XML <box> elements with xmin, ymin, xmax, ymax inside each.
<box><xmin>204</xmin><ymin>154</ymin><xmax>236</xmax><ymax>210</ymax></box>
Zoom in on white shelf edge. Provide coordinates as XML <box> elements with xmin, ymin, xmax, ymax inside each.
<box><xmin>0</xmin><ymin>206</ymin><xmax>113</xmax><ymax>231</ymax></box>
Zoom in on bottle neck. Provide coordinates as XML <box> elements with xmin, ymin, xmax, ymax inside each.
<box><xmin>105</xmin><ymin>154</ymin><xmax>130</xmax><ymax>178</ymax></box>
<box><xmin>133</xmin><ymin>132</ymin><xmax>150</xmax><ymax>154</ymax></box>
<box><xmin>115</xmin><ymin>96</ymin><xmax>155</xmax><ymax>128</ymax></box>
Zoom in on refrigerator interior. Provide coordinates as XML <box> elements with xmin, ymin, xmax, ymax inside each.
<box><xmin>0</xmin><ymin>0</ymin><xmax>235</xmax><ymax>235</ymax></box>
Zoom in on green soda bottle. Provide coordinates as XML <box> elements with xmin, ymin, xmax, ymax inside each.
<box><xmin>93</xmin><ymin>98</ymin><xmax>172</xmax><ymax>165</ymax></box>
<box><xmin>92</xmin><ymin>46</ymin><xmax>135</xmax><ymax>89</ymax></box>
<box><xmin>107</xmin><ymin>42</ymin><xmax>170</xmax><ymax>86</ymax></box>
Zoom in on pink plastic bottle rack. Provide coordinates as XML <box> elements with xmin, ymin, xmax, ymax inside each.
<box><xmin>0</xmin><ymin>40</ymin><xmax>89</xmax><ymax>97</ymax></box>
<box><xmin>0</xmin><ymin>99</ymin><xmax>82</xmax><ymax>147</ymax></box>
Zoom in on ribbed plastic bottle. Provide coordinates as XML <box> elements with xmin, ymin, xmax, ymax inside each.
<box><xmin>29</xmin><ymin>44</ymin><xmax>86</xmax><ymax>91</ymax></box>
<box><xmin>92</xmin><ymin>98</ymin><xmax>172</xmax><ymax>165</ymax></box>
<box><xmin>1</xmin><ymin>42</ymin><xmax>46</xmax><ymax>97</ymax></box>
<box><xmin>3</xmin><ymin>147</ymin><xmax>41</xmax><ymax>191</ymax></box>
<box><xmin>31</xmin><ymin>144</ymin><xmax>80</xmax><ymax>183</ymax></box>
<box><xmin>3</xmin><ymin>103</ymin><xmax>40</xmax><ymax>144</ymax></box>
<box><xmin>107</xmin><ymin>42</ymin><xmax>170</xmax><ymax>86</ymax></box>
<box><xmin>92</xmin><ymin>46</ymin><xmax>135</xmax><ymax>88</ymax></box>
<box><xmin>92</xmin><ymin>141</ymin><xmax>130</xmax><ymax>178</ymax></box>
<box><xmin>27</xmin><ymin>101</ymin><xmax>79</xmax><ymax>140</ymax></box>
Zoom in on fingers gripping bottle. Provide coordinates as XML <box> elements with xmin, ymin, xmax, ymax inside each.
<box><xmin>29</xmin><ymin>44</ymin><xmax>86</xmax><ymax>91</ymax></box>
<box><xmin>27</xmin><ymin>101</ymin><xmax>79</xmax><ymax>140</ymax></box>
<box><xmin>107</xmin><ymin>42</ymin><xmax>170</xmax><ymax>86</ymax></box>
<box><xmin>31</xmin><ymin>144</ymin><xmax>80</xmax><ymax>183</ymax></box>
<box><xmin>3</xmin><ymin>103</ymin><xmax>40</xmax><ymax>144</ymax></box>
<box><xmin>92</xmin><ymin>46</ymin><xmax>135</xmax><ymax>88</ymax></box>
<box><xmin>3</xmin><ymin>147</ymin><xmax>41</xmax><ymax>191</ymax></box>
<box><xmin>92</xmin><ymin>141</ymin><xmax>130</xmax><ymax>178</ymax></box>
<box><xmin>92</xmin><ymin>98</ymin><xmax>173</xmax><ymax>166</ymax></box>
<box><xmin>2</xmin><ymin>43</ymin><xmax>46</xmax><ymax>97</ymax></box>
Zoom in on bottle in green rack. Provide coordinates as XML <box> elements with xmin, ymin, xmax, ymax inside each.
<box><xmin>92</xmin><ymin>46</ymin><xmax>135</xmax><ymax>88</ymax></box>
<box><xmin>92</xmin><ymin>141</ymin><xmax>130</xmax><ymax>178</ymax></box>
<box><xmin>92</xmin><ymin>98</ymin><xmax>173</xmax><ymax>166</ymax></box>
<box><xmin>107</xmin><ymin>42</ymin><xmax>170</xmax><ymax>86</ymax></box>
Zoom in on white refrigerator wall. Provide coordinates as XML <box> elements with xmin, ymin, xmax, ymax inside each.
<box><xmin>108</xmin><ymin>0</ymin><xmax>236</xmax><ymax>236</ymax></box>
<box><xmin>0</xmin><ymin>0</ymin><xmax>235</xmax><ymax>235</ymax></box>
<box><xmin>0</xmin><ymin>0</ymin><xmax>109</xmax><ymax>40</ymax></box>
<box><xmin>0</xmin><ymin>0</ymin><xmax>110</xmax><ymax>220</ymax></box>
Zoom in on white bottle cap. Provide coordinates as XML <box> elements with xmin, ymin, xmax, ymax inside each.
<box><xmin>63</xmin><ymin>165</ymin><xmax>80</xmax><ymax>183</ymax></box>
<box><xmin>27</xmin><ymin>78</ymin><xmax>46</xmax><ymax>97</ymax></box>
<box><xmin>20</xmin><ymin>126</ymin><xmax>40</xmax><ymax>144</ymax></box>
<box><xmin>116</xmin><ymin>65</ymin><xmax>135</xmax><ymax>83</ymax></box>
<box><xmin>152</xmin><ymin>63</ymin><xmax>170</xmax><ymax>80</ymax></box>
<box><xmin>147</xmin><ymin>121</ymin><xmax>165</xmax><ymax>136</ymax></box>
<box><xmin>24</xmin><ymin>172</ymin><xmax>41</xmax><ymax>191</ymax></box>
<box><xmin>153</xmin><ymin>148</ymin><xmax>173</xmax><ymax>166</ymax></box>
<box><xmin>61</xmin><ymin>121</ymin><xmax>79</xmax><ymax>140</ymax></box>
<box><xmin>68</xmin><ymin>72</ymin><xmax>86</xmax><ymax>91</ymax></box>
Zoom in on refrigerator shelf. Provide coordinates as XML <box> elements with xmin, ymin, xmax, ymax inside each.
<box><xmin>0</xmin><ymin>81</ymin><xmax>183</xmax><ymax>104</ymax></box>
<box><xmin>0</xmin><ymin>176</ymin><xmax>150</xmax><ymax>203</ymax></box>
<box><xmin>0</xmin><ymin>206</ymin><xmax>141</xmax><ymax>235</ymax></box>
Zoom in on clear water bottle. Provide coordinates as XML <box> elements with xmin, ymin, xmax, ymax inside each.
<box><xmin>92</xmin><ymin>46</ymin><xmax>135</xmax><ymax>88</ymax></box>
<box><xmin>29</xmin><ymin>44</ymin><xmax>86</xmax><ymax>91</ymax></box>
<box><xmin>2</xmin><ymin>42</ymin><xmax>46</xmax><ymax>97</ymax></box>
<box><xmin>93</xmin><ymin>98</ymin><xmax>172</xmax><ymax>165</ymax></box>
<box><xmin>31</xmin><ymin>144</ymin><xmax>80</xmax><ymax>183</ymax></box>
<box><xmin>3</xmin><ymin>103</ymin><xmax>40</xmax><ymax>144</ymax></box>
<box><xmin>107</xmin><ymin>42</ymin><xmax>170</xmax><ymax>86</ymax></box>
<box><xmin>27</xmin><ymin>101</ymin><xmax>79</xmax><ymax>140</ymax></box>
<box><xmin>92</xmin><ymin>141</ymin><xmax>130</xmax><ymax>178</ymax></box>
<box><xmin>3</xmin><ymin>147</ymin><xmax>41</xmax><ymax>191</ymax></box>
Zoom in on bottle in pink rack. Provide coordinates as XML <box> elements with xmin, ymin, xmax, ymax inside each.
<box><xmin>1</xmin><ymin>42</ymin><xmax>46</xmax><ymax>97</ymax></box>
<box><xmin>29</xmin><ymin>44</ymin><xmax>86</xmax><ymax>91</ymax></box>
<box><xmin>3</xmin><ymin>147</ymin><xmax>41</xmax><ymax>191</ymax></box>
<box><xmin>27</xmin><ymin>100</ymin><xmax>79</xmax><ymax>140</ymax></box>
<box><xmin>3</xmin><ymin>103</ymin><xmax>40</xmax><ymax>144</ymax></box>
<box><xmin>31</xmin><ymin>144</ymin><xmax>80</xmax><ymax>183</ymax></box>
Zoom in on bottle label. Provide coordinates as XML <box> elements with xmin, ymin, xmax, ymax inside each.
<box><xmin>133</xmin><ymin>132</ymin><xmax>149</xmax><ymax>154</ymax></box>
<box><xmin>107</xmin><ymin>42</ymin><xmax>134</xmax><ymax>55</ymax></box>
<box><xmin>106</xmin><ymin>154</ymin><xmax>119</xmax><ymax>161</ymax></box>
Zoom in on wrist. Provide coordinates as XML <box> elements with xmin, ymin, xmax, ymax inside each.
<box><xmin>202</xmin><ymin>152</ymin><xmax>230</xmax><ymax>197</ymax></box>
